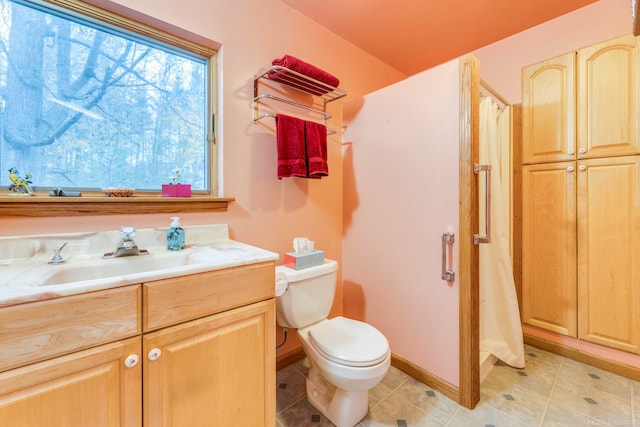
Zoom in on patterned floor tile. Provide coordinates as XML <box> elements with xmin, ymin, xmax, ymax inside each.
<box><xmin>392</xmin><ymin>376</ymin><xmax>459</xmax><ymax>425</ymax></box>
<box><xmin>276</xmin><ymin>348</ymin><xmax>637</xmax><ymax>427</ymax></box>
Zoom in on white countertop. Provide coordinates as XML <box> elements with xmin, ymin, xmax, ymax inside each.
<box><xmin>0</xmin><ymin>224</ymin><xmax>278</xmax><ymax>307</ymax></box>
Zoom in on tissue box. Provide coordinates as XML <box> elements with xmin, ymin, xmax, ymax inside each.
<box><xmin>284</xmin><ymin>250</ymin><xmax>325</xmax><ymax>270</ymax></box>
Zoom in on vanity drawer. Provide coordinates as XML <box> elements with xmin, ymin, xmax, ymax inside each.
<box><xmin>0</xmin><ymin>285</ymin><xmax>141</xmax><ymax>372</ymax></box>
<box><xmin>143</xmin><ymin>261</ymin><xmax>275</xmax><ymax>332</ymax></box>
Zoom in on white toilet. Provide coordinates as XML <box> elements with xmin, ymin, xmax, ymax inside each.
<box><xmin>275</xmin><ymin>259</ymin><xmax>390</xmax><ymax>427</ymax></box>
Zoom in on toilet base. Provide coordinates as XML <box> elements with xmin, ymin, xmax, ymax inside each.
<box><xmin>306</xmin><ymin>369</ymin><xmax>368</xmax><ymax>427</ymax></box>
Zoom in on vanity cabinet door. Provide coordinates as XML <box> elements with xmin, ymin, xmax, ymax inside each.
<box><xmin>143</xmin><ymin>298</ymin><xmax>275</xmax><ymax>427</ymax></box>
<box><xmin>0</xmin><ymin>337</ymin><xmax>141</xmax><ymax>426</ymax></box>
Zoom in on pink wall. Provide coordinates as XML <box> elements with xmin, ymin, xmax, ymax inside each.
<box><xmin>342</xmin><ymin>59</ymin><xmax>461</xmax><ymax>386</ymax></box>
<box><xmin>0</xmin><ymin>0</ymin><xmax>406</xmax><ymax>357</ymax></box>
<box><xmin>473</xmin><ymin>0</ymin><xmax>631</xmax><ymax>103</ymax></box>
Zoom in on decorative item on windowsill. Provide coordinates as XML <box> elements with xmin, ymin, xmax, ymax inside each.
<box><xmin>103</xmin><ymin>188</ymin><xmax>135</xmax><ymax>197</ymax></box>
<box><xmin>162</xmin><ymin>168</ymin><xmax>191</xmax><ymax>198</ymax></box>
<box><xmin>7</xmin><ymin>167</ymin><xmax>34</xmax><ymax>196</ymax></box>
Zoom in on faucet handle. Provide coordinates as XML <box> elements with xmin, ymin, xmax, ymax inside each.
<box><xmin>120</xmin><ymin>226</ymin><xmax>136</xmax><ymax>239</ymax></box>
<box><xmin>48</xmin><ymin>242</ymin><xmax>67</xmax><ymax>265</ymax></box>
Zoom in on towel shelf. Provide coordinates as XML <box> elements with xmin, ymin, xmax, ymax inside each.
<box><xmin>254</xmin><ymin>94</ymin><xmax>333</xmax><ymax>119</ymax></box>
<box><xmin>252</xmin><ymin>65</ymin><xmax>347</xmax><ymax>135</ymax></box>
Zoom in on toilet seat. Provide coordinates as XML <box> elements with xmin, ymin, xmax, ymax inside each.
<box><xmin>308</xmin><ymin>317</ymin><xmax>389</xmax><ymax>367</ymax></box>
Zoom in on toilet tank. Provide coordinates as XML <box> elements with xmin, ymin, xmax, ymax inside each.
<box><xmin>275</xmin><ymin>259</ymin><xmax>338</xmax><ymax>328</ymax></box>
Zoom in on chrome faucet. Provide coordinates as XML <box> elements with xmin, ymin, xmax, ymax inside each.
<box><xmin>103</xmin><ymin>226</ymin><xmax>149</xmax><ymax>258</ymax></box>
<box><xmin>48</xmin><ymin>242</ymin><xmax>67</xmax><ymax>265</ymax></box>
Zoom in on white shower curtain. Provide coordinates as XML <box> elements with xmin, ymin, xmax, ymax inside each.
<box><xmin>479</xmin><ymin>96</ymin><xmax>525</xmax><ymax>369</ymax></box>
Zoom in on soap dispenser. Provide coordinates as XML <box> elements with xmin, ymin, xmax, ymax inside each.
<box><xmin>167</xmin><ymin>216</ymin><xmax>185</xmax><ymax>251</ymax></box>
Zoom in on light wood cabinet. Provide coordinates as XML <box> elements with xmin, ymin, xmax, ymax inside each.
<box><xmin>522</xmin><ymin>156</ymin><xmax>640</xmax><ymax>353</ymax></box>
<box><xmin>0</xmin><ymin>286</ymin><xmax>141</xmax><ymax>426</ymax></box>
<box><xmin>522</xmin><ymin>162</ymin><xmax>577</xmax><ymax>337</ymax></box>
<box><xmin>577</xmin><ymin>156</ymin><xmax>640</xmax><ymax>353</ymax></box>
<box><xmin>0</xmin><ymin>336</ymin><xmax>141</xmax><ymax>426</ymax></box>
<box><xmin>142</xmin><ymin>262</ymin><xmax>276</xmax><ymax>427</ymax></box>
<box><xmin>522</xmin><ymin>35</ymin><xmax>640</xmax><ymax>355</ymax></box>
<box><xmin>522</xmin><ymin>52</ymin><xmax>576</xmax><ymax>164</ymax></box>
<box><xmin>143</xmin><ymin>299</ymin><xmax>275</xmax><ymax>427</ymax></box>
<box><xmin>523</xmin><ymin>34</ymin><xmax>640</xmax><ymax>165</ymax></box>
<box><xmin>0</xmin><ymin>285</ymin><xmax>141</xmax><ymax>372</ymax></box>
<box><xmin>0</xmin><ymin>261</ymin><xmax>276</xmax><ymax>426</ymax></box>
<box><xmin>577</xmin><ymin>35</ymin><xmax>640</xmax><ymax>159</ymax></box>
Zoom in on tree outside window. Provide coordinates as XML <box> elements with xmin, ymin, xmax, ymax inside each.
<box><xmin>0</xmin><ymin>0</ymin><xmax>211</xmax><ymax>193</ymax></box>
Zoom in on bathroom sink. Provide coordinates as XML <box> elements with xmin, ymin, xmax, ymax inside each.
<box><xmin>0</xmin><ymin>247</ymin><xmax>228</xmax><ymax>289</ymax></box>
<box><xmin>0</xmin><ymin>224</ymin><xmax>280</xmax><ymax>306</ymax></box>
<box><xmin>42</xmin><ymin>251</ymin><xmax>195</xmax><ymax>286</ymax></box>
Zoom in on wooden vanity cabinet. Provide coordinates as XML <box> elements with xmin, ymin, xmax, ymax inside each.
<box><xmin>143</xmin><ymin>299</ymin><xmax>275</xmax><ymax>426</ymax></box>
<box><xmin>0</xmin><ymin>261</ymin><xmax>276</xmax><ymax>427</ymax></box>
<box><xmin>0</xmin><ymin>337</ymin><xmax>142</xmax><ymax>426</ymax></box>
<box><xmin>0</xmin><ymin>286</ymin><xmax>142</xmax><ymax>426</ymax></box>
<box><xmin>142</xmin><ymin>261</ymin><xmax>276</xmax><ymax>427</ymax></box>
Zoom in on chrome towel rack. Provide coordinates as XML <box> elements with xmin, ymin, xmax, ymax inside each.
<box><xmin>252</xmin><ymin>65</ymin><xmax>347</xmax><ymax>135</ymax></box>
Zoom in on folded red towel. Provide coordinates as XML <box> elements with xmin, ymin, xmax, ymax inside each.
<box><xmin>276</xmin><ymin>114</ymin><xmax>307</xmax><ymax>179</ymax></box>
<box><xmin>305</xmin><ymin>121</ymin><xmax>328</xmax><ymax>178</ymax></box>
<box><xmin>270</xmin><ymin>55</ymin><xmax>340</xmax><ymax>95</ymax></box>
<box><xmin>275</xmin><ymin>115</ymin><xmax>329</xmax><ymax>180</ymax></box>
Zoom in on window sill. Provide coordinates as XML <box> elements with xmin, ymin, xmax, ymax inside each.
<box><xmin>0</xmin><ymin>195</ymin><xmax>234</xmax><ymax>217</ymax></box>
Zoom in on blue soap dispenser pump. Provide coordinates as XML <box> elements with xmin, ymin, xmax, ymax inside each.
<box><xmin>167</xmin><ymin>216</ymin><xmax>185</xmax><ymax>251</ymax></box>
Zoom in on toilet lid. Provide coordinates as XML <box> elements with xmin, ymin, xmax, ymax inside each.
<box><xmin>308</xmin><ymin>317</ymin><xmax>389</xmax><ymax>367</ymax></box>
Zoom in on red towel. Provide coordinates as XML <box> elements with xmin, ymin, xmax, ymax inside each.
<box><xmin>275</xmin><ymin>115</ymin><xmax>329</xmax><ymax>179</ymax></box>
<box><xmin>276</xmin><ymin>114</ymin><xmax>307</xmax><ymax>179</ymax></box>
<box><xmin>306</xmin><ymin>121</ymin><xmax>328</xmax><ymax>178</ymax></box>
<box><xmin>270</xmin><ymin>55</ymin><xmax>340</xmax><ymax>95</ymax></box>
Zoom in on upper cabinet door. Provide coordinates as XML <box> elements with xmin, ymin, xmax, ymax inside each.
<box><xmin>522</xmin><ymin>52</ymin><xmax>576</xmax><ymax>165</ymax></box>
<box><xmin>577</xmin><ymin>34</ymin><xmax>640</xmax><ymax>159</ymax></box>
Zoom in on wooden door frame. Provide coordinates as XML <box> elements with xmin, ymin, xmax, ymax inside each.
<box><xmin>458</xmin><ymin>54</ymin><xmax>480</xmax><ymax>409</ymax></box>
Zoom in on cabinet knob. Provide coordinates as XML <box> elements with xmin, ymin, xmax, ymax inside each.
<box><xmin>124</xmin><ymin>354</ymin><xmax>140</xmax><ymax>368</ymax></box>
<box><xmin>148</xmin><ymin>348</ymin><xmax>162</xmax><ymax>361</ymax></box>
<box><xmin>568</xmin><ymin>149</ymin><xmax>575</xmax><ymax>155</ymax></box>
<box><xmin>567</xmin><ymin>166</ymin><xmax>575</xmax><ymax>172</ymax></box>
<box><xmin>579</xmin><ymin>165</ymin><xmax>587</xmax><ymax>171</ymax></box>
<box><xmin>579</xmin><ymin>148</ymin><xmax>587</xmax><ymax>154</ymax></box>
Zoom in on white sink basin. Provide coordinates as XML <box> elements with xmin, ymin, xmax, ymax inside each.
<box><xmin>0</xmin><ymin>245</ymin><xmax>248</xmax><ymax>290</ymax></box>
<box><xmin>42</xmin><ymin>251</ymin><xmax>195</xmax><ymax>286</ymax></box>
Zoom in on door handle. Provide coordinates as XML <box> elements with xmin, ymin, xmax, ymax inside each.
<box><xmin>474</xmin><ymin>164</ymin><xmax>492</xmax><ymax>245</ymax></box>
<box><xmin>441</xmin><ymin>232</ymin><xmax>455</xmax><ymax>282</ymax></box>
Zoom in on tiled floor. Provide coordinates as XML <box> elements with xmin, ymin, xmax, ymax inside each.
<box><xmin>276</xmin><ymin>344</ymin><xmax>640</xmax><ymax>426</ymax></box>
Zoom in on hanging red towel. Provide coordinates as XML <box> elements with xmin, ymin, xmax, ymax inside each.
<box><xmin>306</xmin><ymin>121</ymin><xmax>328</xmax><ymax>178</ymax></box>
<box><xmin>276</xmin><ymin>114</ymin><xmax>307</xmax><ymax>179</ymax></box>
<box><xmin>270</xmin><ymin>55</ymin><xmax>340</xmax><ymax>95</ymax></box>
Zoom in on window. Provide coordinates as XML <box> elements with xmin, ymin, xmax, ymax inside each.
<box><xmin>0</xmin><ymin>0</ymin><xmax>217</xmax><ymax>195</ymax></box>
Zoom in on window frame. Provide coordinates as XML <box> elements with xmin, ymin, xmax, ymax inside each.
<box><xmin>0</xmin><ymin>0</ymin><xmax>230</xmax><ymax>217</ymax></box>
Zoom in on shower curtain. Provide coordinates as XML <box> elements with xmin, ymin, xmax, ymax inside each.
<box><xmin>479</xmin><ymin>96</ymin><xmax>525</xmax><ymax>369</ymax></box>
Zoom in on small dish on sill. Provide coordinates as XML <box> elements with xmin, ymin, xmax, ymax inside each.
<box><xmin>103</xmin><ymin>188</ymin><xmax>135</xmax><ymax>197</ymax></box>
